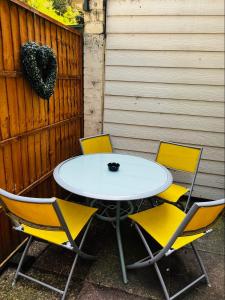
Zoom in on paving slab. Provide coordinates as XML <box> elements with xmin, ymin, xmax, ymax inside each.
<box><xmin>0</xmin><ymin>266</ymin><xmax>83</xmax><ymax>300</ymax></box>
<box><xmin>193</xmin><ymin>216</ymin><xmax>225</xmax><ymax>255</ymax></box>
<box><xmin>77</xmin><ymin>282</ymin><xmax>148</xmax><ymax>300</ymax></box>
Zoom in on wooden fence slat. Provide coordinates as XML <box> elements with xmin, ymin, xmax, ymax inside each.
<box><xmin>49</xmin><ymin>127</ymin><xmax>56</xmax><ymax>169</ymax></box>
<box><xmin>3</xmin><ymin>145</ymin><xmax>14</xmax><ymax>192</ymax></box>
<box><xmin>0</xmin><ymin>148</ymin><xmax>6</xmax><ymax>188</ymax></box>
<box><xmin>0</xmin><ymin>79</ymin><xmax>10</xmax><ymax>140</ymax></box>
<box><xmin>1</xmin><ymin>1</ymin><xmax>14</xmax><ymax>71</ymax></box>
<box><xmin>50</xmin><ymin>23</ymin><xmax>59</xmax><ymax>123</ymax></box>
<box><xmin>39</xmin><ymin>16</ymin><xmax>48</xmax><ymax>127</ymax></box>
<box><xmin>27</xmin><ymin>12</ymin><xmax>40</xmax><ymax>131</ymax></box>
<box><xmin>57</xmin><ymin>26</ymin><xmax>62</xmax><ymax>76</ymax></box>
<box><xmin>20</xmin><ymin>138</ymin><xmax>29</xmax><ymax>187</ymax></box>
<box><xmin>0</xmin><ymin>19</ymin><xmax>3</xmax><ymax>72</ymax></box>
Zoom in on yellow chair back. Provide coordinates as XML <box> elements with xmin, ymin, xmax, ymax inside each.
<box><xmin>156</xmin><ymin>142</ymin><xmax>201</xmax><ymax>173</ymax></box>
<box><xmin>0</xmin><ymin>191</ymin><xmax>60</xmax><ymax>228</ymax></box>
<box><xmin>80</xmin><ymin>134</ymin><xmax>113</xmax><ymax>155</ymax></box>
<box><xmin>184</xmin><ymin>202</ymin><xmax>225</xmax><ymax>233</ymax></box>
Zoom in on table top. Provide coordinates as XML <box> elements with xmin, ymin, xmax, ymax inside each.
<box><xmin>53</xmin><ymin>153</ymin><xmax>172</xmax><ymax>201</ymax></box>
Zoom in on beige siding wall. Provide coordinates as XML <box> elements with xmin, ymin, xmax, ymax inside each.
<box><xmin>103</xmin><ymin>0</ymin><xmax>225</xmax><ymax>199</ymax></box>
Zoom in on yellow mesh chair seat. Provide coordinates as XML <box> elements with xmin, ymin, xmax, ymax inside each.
<box><xmin>157</xmin><ymin>184</ymin><xmax>189</xmax><ymax>203</ymax></box>
<box><xmin>129</xmin><ymin>203</ymin><xmax>204</xmax><ymax>250</ymax></box>
<box><xmin>23</xmin><ymin>199</ymin><xmax>97</xmax><ymax>245</ymax></box>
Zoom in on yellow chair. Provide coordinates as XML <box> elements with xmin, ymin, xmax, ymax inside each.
<box><xmin>79</xmin><ymin>134</ymin><xmax>113</xmax><ymax>155</ymax></box>
<box><xmin>156</xmin><ymin>141</ymin><xmax>202</xmax><ymax>211</ymax></box>
<box><xmin>127</xmin><ymin>198</ymin><xmax>225</xmax><ymax>300</ymax></box>
<box><xmin>0</xmin><ymin>188</ymin><xmax>98</xmax><ymax>300</ymax></box>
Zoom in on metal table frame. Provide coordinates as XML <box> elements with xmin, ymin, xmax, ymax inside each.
<box><xmin>53</xmin><ymin>153</ymin><xmax>172</xmax><ymax>284</ymax></box>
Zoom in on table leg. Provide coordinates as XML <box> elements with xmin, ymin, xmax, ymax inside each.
<box><xmin>116</xmin><ymin>201</ymin><xmax>128</xmax><ymax>284</ymax></box>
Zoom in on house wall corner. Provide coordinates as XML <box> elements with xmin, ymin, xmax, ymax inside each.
<box><xmin>83</xmin><ymin>0</ymin><xmax>106</xmax><ymax>136</ymax></box>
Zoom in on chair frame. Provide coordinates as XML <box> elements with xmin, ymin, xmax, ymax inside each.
<box><xmin>127</xmin><ymin>198</ymin><xmax>224</xmax><ymax>300</ymax></box>
<box><xmin>79</xmin><ymin>133</ymin><xmax>113</xmax><ymax>154</ymax></box>
<box><xmin>156</xmin><ymin>141</ymin><xmax>203</xmax><ymax>211</ymax></box>
<box><xmin>0</xmin><ymin>189</ymin><xmax>96</xmax><ymax>300</ymax></box>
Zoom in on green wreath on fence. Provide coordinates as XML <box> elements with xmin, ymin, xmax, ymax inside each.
<box><xmin>21</xmin><ymin>42</ymin><xmax>57</xmax><ymax>100</ymax></box>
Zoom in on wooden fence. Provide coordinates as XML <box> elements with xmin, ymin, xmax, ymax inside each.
<box><xmin>0</xmin><ymin>0</ymin><xmax>83</xmax><ymax>267</ymax></box>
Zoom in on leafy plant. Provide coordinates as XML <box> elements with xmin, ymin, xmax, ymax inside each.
<box><xmin>52</xmin><ymin>0</ymin><xmax>68</xmax><ymax>15</ymax></box>
<box><xmin>21</xmin><ymin>0</ymin><xmax>81</xmax><ymax>25</ymax></box>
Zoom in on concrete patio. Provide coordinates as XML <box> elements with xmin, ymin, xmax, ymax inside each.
<box><xmin>0</xmin><ymin>200</ymin><xmax>224</xmax><ymax>300</ymax></box>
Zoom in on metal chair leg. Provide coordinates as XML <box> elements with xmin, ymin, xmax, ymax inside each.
<box><xmin>191</xmin><ymin>243</ymin><xmax>210</xmax><ymax>286</ymax></box>
<box><xmin>134</xmin><ymin>224</ymin><xmax>170</xmax><ymax>299</ymax></box>
<box><xmin>62</xmin><ymin>218</ymin><xmax>94</xmax><ymax>300</ymax></box>
<box><xmin>12</xmin><ymin>236</ymin><xmax>33</xmax><ymax>287</ymax></box>
<box><xmin>62</xmin><ymin>253</ymin><xmax>79</xmax><ymax>300</ymax></box>
<box><xmin>136</xmin><ymin>199</ymin><xmax>144</xmax><ymax>212</ymax></box>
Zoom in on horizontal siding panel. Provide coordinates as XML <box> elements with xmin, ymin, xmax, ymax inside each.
<box><xmin>192</xmin><ymin>185</ymin><xmax>224</xmax><ymax>199</ymax></box>
<box><xmin>105</xmin><ymin>66</ymin><xmax>224</xmax><ymax>86</ymax></box>
<box><xmin>106</xmin><ymin>34</ymin><xmax>224</xmax><ymax>51</ymax></box>
<box><xmin>110</xmin><ymin>136</ymin><xmax>225</xmax><ymax>162</ymax></box>
<box><xmin>104</xmin><ymin>123</ymin><xmax>224</xmax><ymax>147</ymax></box>
<box><xmin>107</xmin><ymin>16</ymin><xmax>224</xmax><ymax>34</ymax></box>
<box><xmin>108</xmin><ymin>0</ymin><xmax>225</xmax><ymax>16</ymax></box>
<box><xmin>174</xmin><ymin>172</ymin><xmax>223</xmax><ymax>189</ymax></box>
<box><xmin>106</xmin><ymin>50</ymin><xmax>225</xmax><ymax>69</ymax></box>
<box><xmin>105</xmin><ymin>81</ymin><xmax>224</xmax><ymax>102</ymax></box>
<box><xmin>104</xmin><ymin>96</ymin><xmax>224</xmax><ymax>118</ymax></box>
<box><xmin>104</xmin><ymin>110</ymin><xmax>224</xmax><ymax>132</ymax></box>
<box><xmin>190</xmin><ymin>160</ymin><xmax>223</xmax><ymax>176</ymax></box>
<box><xmin>107</xmin><ymin>34</ymin><xmax>224</xmax><ymax>52</ymax></box>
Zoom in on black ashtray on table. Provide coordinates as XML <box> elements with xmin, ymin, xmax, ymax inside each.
<box><xmin>108</xmin><ymin>162</ymin><xmax>120</xmax><ymax>172</ymax></box>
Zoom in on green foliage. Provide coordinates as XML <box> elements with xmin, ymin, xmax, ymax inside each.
<box><xmin>52</xmin><ymin>0</ymin><xmax>68</xmax><ymax>15</ymax></box>
<box><xmin>21</xmin><ymin>0</ymin><xmax>80</xmax><ymax>25</ymax></box>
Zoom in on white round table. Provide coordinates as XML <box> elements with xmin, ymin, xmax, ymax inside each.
<box><xmin>53</xmin><ymin>153</ymin><xmax>172</xmax><ymax>283</ymax></box>
<box><xmin>54</xmin><ymin>153</ymin><xmax>172</xmax><ymax>201</ymax></box>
